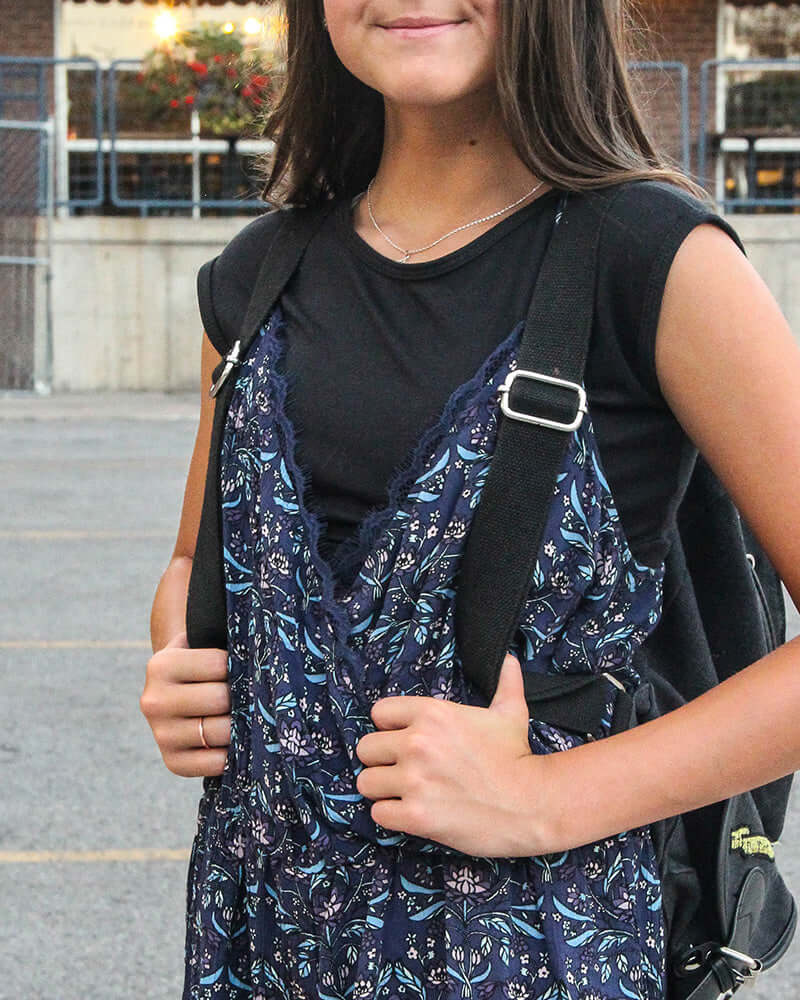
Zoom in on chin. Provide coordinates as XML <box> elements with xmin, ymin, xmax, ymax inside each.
<box><xmin>375</xmin><ymin>67</ymin><xmax>495</xmax><ymax>109</ymax></box>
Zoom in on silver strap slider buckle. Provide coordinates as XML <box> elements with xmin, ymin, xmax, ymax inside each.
<box><xmin>679</xmin><ymin>943</ymin><xmax>762</xmax><ymax>999</ymax></box>
<box><xmin>718</xmin><ymin>945</ymin><xmax>763</xmax><ymax>987</ymax></box>
<box><xmin>497</xmin><ymin>369</ymin><xmax>587</xmax><ymax>433</ymax></box>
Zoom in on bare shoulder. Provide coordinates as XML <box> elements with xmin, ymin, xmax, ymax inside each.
<box><xmin>655</xmin><ymin>222</ymin><xmax>792</xmax><ymax>392</ymax></box>
<box><xmin>655</xmin><ymin>222</ymin><xmax>800</xmax><ymax>594</ymax></box>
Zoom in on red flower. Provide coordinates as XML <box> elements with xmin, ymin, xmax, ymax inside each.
<box><xmin>189</xmin><ymin>61</ymin><xmax>208</xmax><ymax>75</ymax></box>
<box><xmin>250</xmin><ymin>74</ymin><xmax>269</xmax><ymax>88</ymax></box>
<box><xmin>184</xmin><ymin>94</ymin><xmax>195</xmax><ymax>105</ymax></box>
<box><xmin>213</xmin><ymin>54</ymin><xmax>223</xmax><ymax>64</ymax></box>
<box><xmin>167</xmin><ymin>73</ymin><xmax>178</xmax><ymax>85</ymax></box>
<box><xmin>169</xmin><ymin>99</ymin><xmax>180</xmax><ymax>108</ymax></box>
<box><xmin>226</xmin><ymin>67</ymin><xmax>238</xmax><ymax>78</ymax></box>
<box><xmin>251</xmin><ymin>96</ymin><xmax>263</xmax><ymax>106</ymax></box>
<box><xmin>136</xmin><ymin>71</ymin><xmax>145</xmax><ymax>83</ymax></box>
<box><xmin>242</xmin><ymin>86</ymin><xmax>253</xmax><ymax>97</ymax></box>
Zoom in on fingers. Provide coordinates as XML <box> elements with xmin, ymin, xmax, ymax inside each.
<box><xmin>151</xmin><ymin>712</ymin><xmax>231</xmax><ymax>751</ymax></box>
<box><xmin>165</xmin><ymin>748</ymin><xmax>230</xmax><ymax>779</ymax></box>
<box><xmin>141</xmin><ymin>678</ymin><xmax>230</xmax><ymax>722</ymax></box>
<box><xmin>163</xmin><ymin>630</ymin><xmax>189</xmax><ymax>650</ymax></box>
<box><xmin>154</xmin><ymin>715</ymin><xmax>231</xmax><ymax>777</ymax></box>
<box><xmin>171</xmin><ymin>681</ymin><xmax>231</xmax><ymax>718</ymax></box>
<box><xmin>356</xmin><ymin>731</ymin><xmax>399</xmax><ymax>766</ymax></box>
<box><xmin>194</xmin><ymin>713</ymin><xmax>231</xmax><ymax>750</ymax></box>
<box><xmin>356</xmin><ymin>762</ymin><xmax>405</xmax><ymax>801</ymax></box>
<box><xmin>159</xmin><ymin>648</ymin><xmax>229</xmax><ymax>683</ymax></box>
<box><xmin>140</xmin><ymin>644</ymin><xmax>233</xmax><ymax>779</ymax></box>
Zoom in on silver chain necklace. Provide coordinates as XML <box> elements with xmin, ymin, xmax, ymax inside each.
<box><xmin>364</xmin><ymin>176</ymin><xmax>544</xmax><ymax>263</ymax></box>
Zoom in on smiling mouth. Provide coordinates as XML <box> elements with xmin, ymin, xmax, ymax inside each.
<box><xmin>378</xmin><ymin>18</ymin><xmax>466</xmax><ymax>37</ymax></box>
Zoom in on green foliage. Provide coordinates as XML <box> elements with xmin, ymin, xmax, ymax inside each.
<box><xmin>129</xmin><ymin>21</ymin><xmax>277</xmax><ymax>137</ymax></box>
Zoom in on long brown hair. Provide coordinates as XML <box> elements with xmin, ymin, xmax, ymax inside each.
<box><xmin>256</xmin><ymin>0</ymin><xmax>708</xmax><ymax>206</ymax></box>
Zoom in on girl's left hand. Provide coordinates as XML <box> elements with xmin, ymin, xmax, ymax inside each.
<box><xmin>355</xmin><ymin>653</ymin><xmax>546</xmax><ymax>857</ymax></box>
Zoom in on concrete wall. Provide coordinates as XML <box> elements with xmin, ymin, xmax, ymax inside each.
<box><xmin>41</xmin><ymin>212</ymin><xmax>800</xmax><ymax>392</ymax></box>
<box><xmin>732</xmin><ymin>216</ymin><xmax>800</xmax><ymax>332</ymax></box>
<box><xmin>45</xmin><ymin>216</ymin><xmax>241</xmax><ymax>391</ymax></box>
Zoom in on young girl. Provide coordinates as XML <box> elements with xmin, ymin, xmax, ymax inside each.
<box><xmin>143</xmin><ymin>2</ymin><xmax>800</xmax><ymax>997</ymax></box>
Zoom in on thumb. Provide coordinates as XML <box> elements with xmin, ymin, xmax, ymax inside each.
<box><xmin>488</xmin><ymin>652</ymin><xmax>528</xmax><ymax>721</ymax></box>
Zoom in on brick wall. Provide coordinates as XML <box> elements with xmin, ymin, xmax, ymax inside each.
<box><xmin>636</xmin><ymin>0</ymin><xmax>720</xmax><ymax>174</ymax></box>
<box><xmin>0</xmin><ymin>0</ymin><xmax>56</xmax><ymax>116</ymax></box>
<box><xmin>0</xmin><ymin>0</ymin><xmax>54</xmax><ymax>58</ymax></box>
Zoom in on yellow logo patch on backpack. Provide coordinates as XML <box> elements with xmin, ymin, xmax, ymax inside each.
<box><xmin>730</xmin><ymin>825</ymin><xmax>775</xmax><ymax>861</ymax></box>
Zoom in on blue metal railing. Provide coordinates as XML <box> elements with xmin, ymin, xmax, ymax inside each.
<box><xmin>699</xmin><ymin>58</ymin><xmax>800</xmax><ymax>210</ymax></box>
<box><xmin>107</xmin><ymin>60</ymin><xmax>271</xmax><ymax>214</ymax></box>
<box><xmin>4</xmin><ymin>55</ymin><xmax>799</xmax><ymax>214</ymax></box>
<box><xmin>0</xmin><ymin>56</ymin><xmax>104</xmax><ymax>209</ymax></box>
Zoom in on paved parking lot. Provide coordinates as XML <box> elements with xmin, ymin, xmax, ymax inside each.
<box><xmin>2</xmin><ymin>389</ymin><xmax>800</xmax><ymax>999</ymax></box>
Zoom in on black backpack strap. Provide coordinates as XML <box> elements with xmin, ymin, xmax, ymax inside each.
<box><xmin>186</xmin><ymin>201</ymin><xmax>335</xmax><ymax>650</ymax></box>
<box><xmin>455</xmin><ymin>191</ymin><xmax>611</xmax><ymax>706</ymax></box>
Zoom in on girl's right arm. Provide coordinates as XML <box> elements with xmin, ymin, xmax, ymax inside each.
<box><xmin>140</xmin><ymin>331</ymin><xmax>231</xmax><ymax>778</ymax></box>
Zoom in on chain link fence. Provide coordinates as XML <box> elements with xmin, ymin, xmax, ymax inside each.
<box><xmin>700</xmin><ymin>59</ymin><xmax>800</xmax><ymax>211</ymax></box>
<box><xmin>0</xmin><ymin>120</ymin><xmax>54</xmax><ymax>391</ymax></box>
<box><xmin>0</xmin><ymin>56</ymin><xmax>57</xmax><ymax>391</ymax></box>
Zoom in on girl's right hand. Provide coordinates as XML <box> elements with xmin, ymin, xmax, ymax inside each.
<box><xmin>140</xmin><ymin>630</ymin><xmax>231</xmax><ymax>777</ymax></box>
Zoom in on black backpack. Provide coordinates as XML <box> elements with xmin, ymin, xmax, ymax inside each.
<box><xmin>186</xmin><ymin>191</ymin><xmax>797</xmax><ymax>999</ymax></box>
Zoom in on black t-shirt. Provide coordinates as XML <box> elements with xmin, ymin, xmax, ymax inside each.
<box><xmin>197</xmin><ymin>180</ymin><xmax>742</xmax><ymax>571</ymax></box>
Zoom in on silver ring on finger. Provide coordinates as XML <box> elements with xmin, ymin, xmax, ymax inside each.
<box><xmin>198</xmin><ymin>715</ymin><xmax>211</xmax><ymax>750</ymax></box>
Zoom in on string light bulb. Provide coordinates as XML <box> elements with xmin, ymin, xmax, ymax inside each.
<box><xmin>154</xmin><ymin>11</ymin><xmax>179</xmax><ymax>41</ymax></box>
<box><xmin>243</xmin><ymin>18</ymin><xmax>263</xmax><ymax>36</ymax></box>
<box><xmin>222</xmin><ymin>22</ymin><xmax>235</xmax><ymax>34</ymax></box>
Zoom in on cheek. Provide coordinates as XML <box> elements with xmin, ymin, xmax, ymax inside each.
<box><xmin>323</xmin><ymin>0</ymin><xmax>372</xmax><ymax>81</ymax></box>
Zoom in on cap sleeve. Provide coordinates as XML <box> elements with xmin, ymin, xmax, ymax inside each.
<box><xmin>596</xmin><ymin>181</ymin><xmax>745</xmax><ymax>401</ymax></box>
<box><xmin>195</xmin><ymin>208</ymin><xmax>285</xmax><ymax>357</ymax></box>
<box><xmin>197</xmin><ymin>255</ymin><xmax>229</xmax><ymax>356</ymax></box>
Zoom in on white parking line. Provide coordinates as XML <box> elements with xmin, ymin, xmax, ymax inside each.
<box><xmin>0</xmin><ymin>530</ymin><xmax>173</xmax><ymax>539</ymax></box>
<box><xmin>0</xmin><ymin>640</ymin><xmax>151</xmax><ymax>649</ymax></box>
<box><xmin>0</xmin><ymin>849</ymin><xmax>190</xmax><ymax>863</ymax></box>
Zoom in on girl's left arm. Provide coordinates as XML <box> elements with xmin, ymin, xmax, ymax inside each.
<box><xmin>527</xmin><ymin>222</ymin><xmax>800</xmax><ymax>853</ymax></box>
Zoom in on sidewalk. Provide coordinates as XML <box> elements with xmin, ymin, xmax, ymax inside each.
<box><xmin>1</xmin><ymin>390</ymin><xmax>202</xmax><ymax>1000</ymax></box>
<box><xmin>0</xmin><ymin>388</ymin><xmax>199</xmax><ymax>422</ymax></box>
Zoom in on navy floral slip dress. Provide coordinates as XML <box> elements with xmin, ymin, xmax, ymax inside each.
<box><xmin>183</xmin><ymin>299</ymin><xmax>668</xmax><ymax>1000</ymax></box>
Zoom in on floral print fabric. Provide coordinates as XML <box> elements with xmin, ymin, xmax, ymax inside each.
<box><xmin>183</xmin><ymin>304</ymin><xmax>667</xmax><ymax>1000</ymax></box>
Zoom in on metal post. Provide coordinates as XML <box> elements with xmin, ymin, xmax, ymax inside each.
<box><xmin>191</xmin><ymin>108</ymin><xmax>200</xmax><ymax>219</ymax></box>
<box><xmin>36</xmin><ymin>119</ymin><xmax>55</xmax><ymax>395</ymax></box>
<box><xmin>698</xmin><ymin>60</ymin><xmax>713</xmax><ymax>189</ymax></box>
<box><xmin>678</xmin><ymin>62</ymin><xmax>690</xmax><ymax>176</ymax></box>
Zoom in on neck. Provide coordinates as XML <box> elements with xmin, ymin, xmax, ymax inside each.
<box><xmin>354</xmin><ymin>90</ymin><xmax>545</xmax><ymax>255</ymax></box>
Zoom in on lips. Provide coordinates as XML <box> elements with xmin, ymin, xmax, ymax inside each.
<box><xmin>378</xmin><ymin>16</ymin><xmax>465</xmax><ymax>38</ymax></box>
<box><xmin>382</xmin><ymin>16</ymin><xmax>458</xmax><ymax>28</ymax></box>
